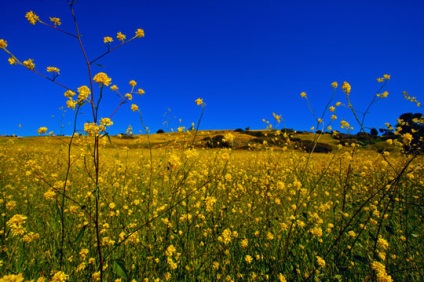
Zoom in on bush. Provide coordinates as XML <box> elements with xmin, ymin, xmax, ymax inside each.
<box><xmin>299</xmin><ymin>140</ymin><xmax>333</xmax><ymax>153</ymax></box>
<box><xmin>204</xmin><ymin>135</ymin><xmax>231</xmax><ymax>148</ymax></box>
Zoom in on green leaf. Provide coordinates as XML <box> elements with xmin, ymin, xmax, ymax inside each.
<box><xmin>74</xmin><ymin>225</ymin><xmax>87</xmax><ymax>245</ymax></box>
<box><xmin>113</xmin><ymin>259</ymin><xmax>128</xmax><ymax>280</ymax></box>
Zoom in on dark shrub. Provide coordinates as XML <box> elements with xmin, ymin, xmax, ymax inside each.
<box><xmin>156</xmin><ymin>129</ymin><xmax>165</xmax><ymax>134</ymax></box>
<box><xmin>300</xmin><ymin>140</ymin><xmax>333</xmax><ymax>153</ymax></box>
<box><xmin>205</xmin><ymin>135</ymin><xmax>231</xmax><ymax>148</ymax></box>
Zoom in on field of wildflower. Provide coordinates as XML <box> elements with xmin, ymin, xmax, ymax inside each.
<box><xmin>1</xmin><ymin>2</ymin><xmax>423</xmax><ymax>281</ymax></box>
<box><xmin>0</xmin><ymin>131</ymin><xmax>423</xmax><ymax>281</ymax></box>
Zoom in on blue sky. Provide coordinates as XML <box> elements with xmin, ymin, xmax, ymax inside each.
<box><xmin>1</xmin><ymin>0</ymin><xmax>423</xmax><ymax>136</ymax></box>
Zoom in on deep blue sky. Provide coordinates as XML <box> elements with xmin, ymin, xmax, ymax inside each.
<box><xmin>1</xmin><ymin>0</ymin><xmax>423</xmax><ymax>136</ymax></box>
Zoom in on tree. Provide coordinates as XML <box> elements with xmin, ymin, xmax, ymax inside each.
<box><xmin>370</xmin><ymin>128</ymin><xmax>378</xmax><ymax>138</ymax></box>
<box><xmin>396</xmin><ymin>112</ymin><xmax>424</xmax><ymax>154</ymax></box>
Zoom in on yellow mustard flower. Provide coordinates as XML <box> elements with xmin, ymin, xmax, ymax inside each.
<box><xmin>129</xmin><ymin>80</ymin><xmax>137</xmax><ymax>87</ymax></box>
<box><xmin>38</xmin><ymin>126</ymin><xmax>48</xmax><ymax>135</ymax></box>
<box><xmin>342</xmin><ymin>81</ymin><xmax>351</xmax><ymax>95</ymax></box>
<box><xmin>316</xmin><ymin>256</ymin><xmax>326</xmax><ymax>268</ymax></box>
<box><xmin>93</xmin><ymin>72</ymin><xmax>112</xmax><ymax>86</ymax></box>
<box><xmin>131</xmin><ymin>104</ymin><xmax>139</xmax><ymax>112</ymax></box>
<box><xmin>329</xmin><ymin>106</ymin><xmax>335</xmax><ymax>112</ymax></box>
<box><xmin>49</xmin><ymin>17</ymin><xmax>61</xmax><ymax>26</ymax></box>
<box><xmin>125</xmin><ymin>93</ymin><xmax>133</xmax><ymax>101</ymax></box>
<box><xmin>137</xmin><ymin>88</ymin><xmax>145</xmax><ymax>95</ymax></box>
<box><xmin>245</xmin><ymin>255</ymin><xmax>253</xmax><ymax>264</ymax></box>
<box><xmin>300</xmin><ymin>91</ymin><xmax>307</xmax><ymax>98</ymax></box>
<box><xmin>0</xmin><ymin>39</ymin><xmax>7</xmax><ymax>49</ymax></box>
<box><xmin>64</xmin><ymin>90</ymin><xmax>76</xmax><ymax>98</ymax></box>
<box><xmin>273</xmin><ymin>112</ymin><xmax>282</xmax><ymax>123</ymax></box>
<box><xmin>135</xmin><ymin>28</ymin><xmax>145</xmax><ymax>38</ymax></box>
<box><xmin>47</xmin><ymin>66</ymin><xmax>60</xmax><ymax>74</ymax></box>
<box><xmin>100</xmin><ymin>117</ymin><xmax>113</xmax><ymax>127</ymax></box>
<box><xmin>104</xmin><ymin>36</ymin><xmax>113</xmax><ymax>44</ymax></box>
<box><xmin>0</xmin><ymin>273</ymin><xmax>24</xmax><ymax>282</ymax></box>
<box><xmin>383</xmin><ymin>74</ymin><xmax>390</xmax><ymax>80</ymax></box>
<box><xmin>8</xmin><ymin>57</ymin><xmax>17</xmax><ymax>65</ymax></box>
<box><xmin>23</xmin><ymin>59</ymin><xmax>35</xmax><ymax>70</ymax></box>
<box><xmin>116</xmin><ymin>32</ymin><xmax>126</xmax><ymax>42</ymax></box>
<box><xmin>331</xmin><ymin>81</ymin><xmax>338</xmax><ymax>89</ymax></box>
<box><xmin>25</xmin><ymin>11</ymin><xmax>40</xmax><ymax>25</ymax></box>
<box><xmin>66</xmin><ymin>99</ymin><xmax>77</xmax><ymax>109</ymax></box>
<box><xmin>195</xmin><ymin>98</ymin><xmax>204</xmax><ymax>106</ymax></box>
<box><xmin>372</xmin><ymin>261</ymin><xmax>393</xmax><ymax>282</ymax></box>
<box><xmin>51</xmin><ymin>271</ymin><xmax>68</xmax><ymax>282</ymax></box>
<box><xmin>77</xmin><ymin>85</ymin><xmax>91</xmax><ymax>103</ymax></box>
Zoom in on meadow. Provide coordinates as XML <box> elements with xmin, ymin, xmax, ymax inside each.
<box><xmin>0</xmin><ymin>131</ymin><xmax>423</xmax><ymax>281</ymax></box>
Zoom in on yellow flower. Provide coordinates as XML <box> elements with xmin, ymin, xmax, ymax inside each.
<box><xmin>195</xmin><ymin>98</ymin><xmax>204</xmax><ymax>106</ymax></box>
<box><xmin>309</xmin><ymin>227</ymin><xmax>323</xmax><ymax>237</ymax></box>
<box><xmin>131</xmin><ymin>104</ymin><xmax>139</xmax><ymax>112</ymax></box>
<box><xmin>8</xmin><ymin>57</ymin><xmax>17</xmax><ymax>65</ymax></box>
<box><xmin>47</xmin><ymin>66</ymin><xmax>60</xmax><ymax>73</ymax></box>
<box><xmin>402</xmin><ymin>132</ymin><xmax>413</xmax><ymax>145</ymax></box>
<box><xmin>38</xmin><ymin>126</ymin><xmax>48</xmax><ymax>135</ymax></box>
<box><xmin>316</xmin><ymin>256</ymin><xmax>326</xmax><ymax>268</ymax></box>
<box><xmin>245</xmin><ymin>255</ymin><xmax>253</xmax><ymax>264</ymax></box>
<box><xmin>329</xmin><ymin>106</ymin><xmax>335</xmax><ymax>112</ymax></box>
<box><xmin>51</xmin><ymin>271</ymin><xmax>68</xmax><ymax>282</ymax></box>
<box><xmin>277</xmin><ymin>273</ymin><xmax>287</xmax><ymax>282</ymax></box>
<box><xmin>104</xmin><ymin>36</ymin><xmax>113</xmax><ymax>44</ymax></box>
<box><xmin>135</xmin><ymin>28</ymin><xmax>145</xmax><ymax>38</ymax></box>
<box><xmin>66</xmin><ymin>99</ymin><xmax>77</xmax><ymax>109</ymax></box>
<box><xmin>219</xmin><ymin>228</ymin><xmax>232</xmax><ymax>245</ymax></box>
<box><xmin>100</xmin><ymin>118</ymin><xmax>113</xmax><ymax>127</ymax></box>
<box><xmin>129</xmin><ymin>80</ymin><xmax>137</xmax><ymax>87</ymax></box>
<box><xmin>23</xmin><ymin>59</ymin><xmax>35</xmax><ymax>70</ymax></box>
<box><xmin>25</xmin><ymin>11</ymin><xmax>40</xmax><ymax>25</ymax></box>
<box><xmin>342</xmin><ymin>81</ymin><xmax>351</xmax><ymax>95</ymax></box>
<box><xmin>331</xmin><ymin>81</ymin><xmax>338</xmax><ymax>89</ymax></box>
<box><xmin>348</xmin><ymin>230</ymin><xmax>356</xmax><ymax>237</ymax></box>
<box><xmin>6</xmin><ymin>214</ymin><xmax>27</xmax><ymax>236</ymax></box>
<box><xmin>383</xmin><ymin>74</ymin><xmax>390</xmax><ymax>80</ymax></box>
<box><xmin>240</xmin><ymin>238</ymin><xmax>248</xmax><ymax>248</ymax></box>
<box><xmin>93</xmin><ymin>72</ymin><xmax>112</xmax><ymax>86</ymax></box>
<box><xmin>0</xmin><ymin>273</ymin><xmax>24</xmax><ymax>282</ymax></box>
<box><xmin>0</xmin><ymin>39</ymin><xmax>7</xmax><ymax>49</ymax></box>
<box><xmin>165</xmin><ymin>245</ymin><xmax>177</xmax><ymax>257</ymax></box>
<box><xmin>49</xmin><ymin>17</ymin><xmax>61</xmax><ymax>26</ymax></box>
<box><xmin>381</xmin><ymin>91</ymin><xmax>389</xmax><ymax>98</ymax></box>
<box><xmin>125</xmin><ymin>93</ymin><xmax>133</xmax><ymax>101</ymax></box>
<box><xmin>137</xmin><ymin>88</ymin><xmax>145</xmax><ymax>95</ymax></box>
<box><xmin>110</xmin><ymin>85</ymin><xmax>118</xmax><ymax>91</ymax></box>
<box><xmin>372</xmin><ymin>261</ymin><xmax>393</xmax><ymax>282</ymax></box>
<box><xmin>116</xmin><ymin>32</ymin><xmax>126</xmax><ymax>42</ymax></box>
<box><xmin>340</xmin><ymin>120</ymin><xmax>350</xmax><ymax>129</ymax></box>
<box><xmin>64</xmin><ymin>90</ymin><xmax>76</xmax><ymax>98</ymax></box>
<box><xmin>77</xmin><ymin>85</ymin><xmax>91</xmax><ymax>102</ymax></box>
<box><xmin>300</xmin><ymin>91</ymin><xmax>307</xmax><ymax>98</ymax></box>
<box><xmin>273</xmin><ymin>112</ymin><xmax>282</xmax><ymax>123</ymax></box>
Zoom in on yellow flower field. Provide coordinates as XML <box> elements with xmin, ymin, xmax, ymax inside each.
<box><xmin>0</xmin><ymin>134</ymin><xmax>422</xmax><ymax>281</ymax></box>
